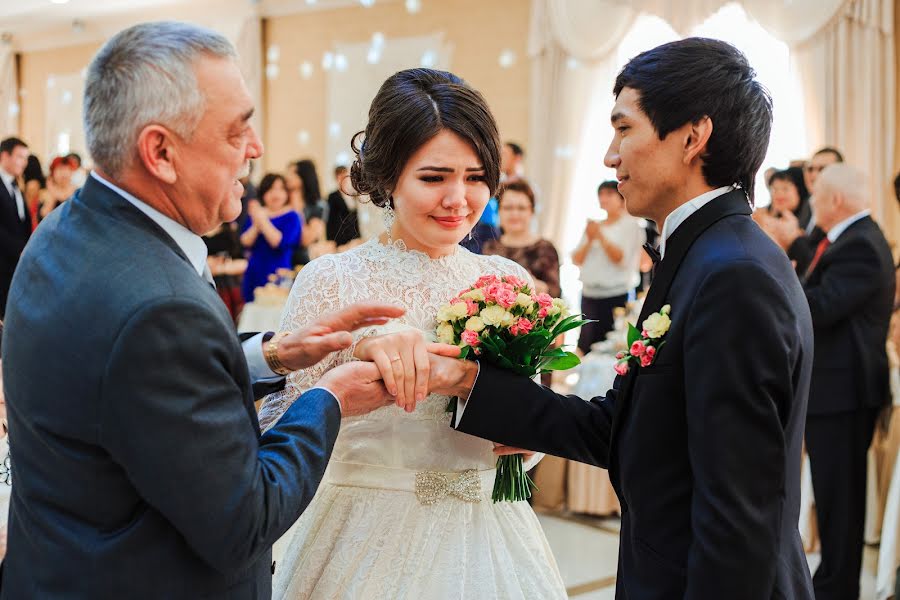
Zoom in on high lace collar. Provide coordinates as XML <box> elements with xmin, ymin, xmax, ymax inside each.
<box><xmin>365</xmin><ymin>236</ymin><xmax>466</xmax><ymax>267</ymax></box>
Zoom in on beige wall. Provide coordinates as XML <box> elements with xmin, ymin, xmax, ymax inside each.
<box><xmin>18</xmin><ymin>42</ymin><xmax>103</xmax><ymax>162</ymax></box>
<box><xmin>262</xmin><ymin>0</ymin><xmax>531</xmax><ymax>177</ymax></box>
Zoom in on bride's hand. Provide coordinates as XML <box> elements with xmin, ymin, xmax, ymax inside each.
<box><xmin>354</xmin><ymin>331</ymin><xmax>459</xmax><ymax>412</ymax></box>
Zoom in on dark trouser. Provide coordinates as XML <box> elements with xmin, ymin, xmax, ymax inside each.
<box><xmin>805</xmin><ymin>407</ymin><xmax>880</xmax><ymax>600</ymax></box>
<box><xmin>577</xmin><ymin>293</ymin><xmax>628</xmax><ymax>355</ymax></box>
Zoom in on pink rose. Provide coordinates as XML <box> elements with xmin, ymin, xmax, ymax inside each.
<box><xmin>461</xmin><ymin>330</ymin><xmax>481</xmax><ymax>347</ymax></box>
<box><xmin>538</xmin><ymin>307</ymin><xmax>549</xmax><ymax>319</ymax></box>
<box><xmin>515</xmin><ymin>317</ymin><xmax>534</xmax><ymax>335</ymax></box>
<box><xmin>645</xmin><ymin>346</ymin><xmax>656</xmax><ymax>360</ymax></box>
<box><xmin>509</xmin><ymin>324</ymin><xmax>519</xmax><ymax>336</ymax></box>
<box><xmin>495</xmin><ymin>288</ymin><xmax>518</xmax><ymax>309</ymax></box>
<box><xmin>465</xmin><ymin>299</ymin><xmax>479</xmax><ymax>316</ymax></box>
<box><xmin>533</xmin><ymin>293</ymin><xmax>553</xmax><ymax>309</ymax></box>
<box><xmin>475</xmin><ymin>275</ymin><xmax>500</xmax><ymax>289</ymax></box>
<box><xmin>504</xmin><ymin>275</ymin><xmax>527</xmax><ymax>289</ymax></box>
<box><xmin>614</xmin><ymin>361</ymin><xmax>630</xmax><ymax>376</ymax></box>
<box><xmin>630</xmin><ymin>340</ymin><xmax>646</xmax><ymax>357</ymax></box>
<box><xmin>642</xmin><ymin>329</ymin><xmax>649</xmax><ymax>338</ymax></box>
<box><xmin>615</xmin><ymin>351</ymin><xmax>626</xmax><ymax>360</ymax></box>
<box><xmin>640</xmin><ymin>353</ymin><xmax>653</xmax><ymax>367</ymax></box>
<box><xmin>484</xmin><ymin>282</ymin><xmax>501</xmax><ymax>303</ymax></box>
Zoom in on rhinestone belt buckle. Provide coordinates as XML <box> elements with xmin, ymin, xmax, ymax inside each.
<box><xmin>414</xmin><ymin>469</ymin><xmax>483</xmax><ymax>505</ymax></box>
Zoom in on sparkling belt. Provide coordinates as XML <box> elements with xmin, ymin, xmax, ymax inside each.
<box><xmin>326</xmin><ymin>461</ymin><xmax>496</xmax><ymax>505</ymax></box>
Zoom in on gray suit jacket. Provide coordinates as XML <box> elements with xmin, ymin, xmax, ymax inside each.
<box><xmin>1</xmin><ymin>176</ymin><xmax>340</xmax><ymax>598</ymax></box>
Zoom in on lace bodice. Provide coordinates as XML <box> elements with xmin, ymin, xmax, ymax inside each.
<box><xmin>258</xmin><ymin>238</ymin><xmax>535</xmax><ymax>472</ymax></box>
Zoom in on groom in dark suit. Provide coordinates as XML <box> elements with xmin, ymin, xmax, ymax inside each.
<box><xmin>1</xmin><ymin>22</ymin><xmax>400</xmax><ymax>599</ymax></box>
<box><xmin>431</xmin><ymin>38</ymin><xmax>815</xmax><ymax>599</ymax></box>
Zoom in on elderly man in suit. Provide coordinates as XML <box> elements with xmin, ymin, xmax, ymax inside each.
<box><xmin>0</xmin><ymin>22</ymin><xmax>410</xmax><ymax>599</ymax></box>
<box><xmin>429</xmin><ymin>38</ymin><xmax>815</xmax><ymax>599</ymax></box>
<box><xmin>0</xmin><ymin>137</ymin><xmax>31</xmax><ymax>319</ymax></box>
<box><xmin>801</xmin><ymin>164</ymin><xmax>895</xmax><ymax>600</ymax></box>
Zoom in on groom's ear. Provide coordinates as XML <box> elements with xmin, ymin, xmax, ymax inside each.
<box><xmin>136</xmin><ymin>124</ymin><xmax>178</xmax><ymax>185</ymax></box>
<box><xmin>682</xmin><ymin>115</ymin><xmax>713</xmax><ymax>166</ymax></box>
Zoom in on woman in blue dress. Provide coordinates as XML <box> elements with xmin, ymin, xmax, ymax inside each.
<box><xmin>240</xmin><ymin>173</ymin><xmax>302</xmax><ymax>302</ymax></box>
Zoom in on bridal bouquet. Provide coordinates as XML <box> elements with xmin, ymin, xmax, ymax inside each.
<box><xmin>436</xmin><ymin>274</ymin><xmax>589</xmax><ymax>502</ymax></box>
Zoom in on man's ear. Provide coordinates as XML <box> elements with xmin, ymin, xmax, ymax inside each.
<box><xmin>683</xmin><ymin>116</ymin><xmax>713</xmax><ymax>165</ymax></box>
<box><xmin>136</xmin><ymin>124</ymin><xmax>178</xmax><ymax>184</ymax></box>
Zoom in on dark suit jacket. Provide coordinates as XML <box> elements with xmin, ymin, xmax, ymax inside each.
<box><xmin>803</xmin><ymin>215</ymin><xmax>895</xmax><ymax>415</ymax></box>
<box><xmin>0</xmin><ymin>179</ymin><xmax>32</xmax><ymax>318</ymax></box>
<box><xmin>456</xmin><ymin>191</ymin><xmax>815</xmax><ymax>599</ymax></box>
<box><xmin>1</xmin><ymin>176</ymin><xmax>340</xmax><ymax>599</ymax></box>
<box><xmin>788</xmin><ymin>226</ymin><xmax>826</xmax><ymax>275</ymax></box>
<box><xmin>325</xmin><ymin>190</ymin><xmax>360</xmax><ymax>246</ymax></box>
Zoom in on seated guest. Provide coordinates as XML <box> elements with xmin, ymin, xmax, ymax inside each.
<box><xmin>203</xmin><ymin>222</ymin><xmax>247</xmax><ymax>325</ymax></box>
<box><xmin>240</xmin><ymin>173</ymin><xmax>301</xmax><ymax>302</ymax></box>
<box><xmin>325</xmin><ymin>165</ymin><xmax>361</xmax><ymax>248</ymax></box>
<box><xmin>572</xmin><ymin>180</ymin><xmax>644</xmax><ymax>354</ymax></box>
<box><xmin>482</xmin><ymin>180</ymin><xmax>561</xmax><ymax>388</ymax></box>
<box><xmin>803</xmin><ymin>164</ymin><xmax>895</xmax><ymax>600</ymax></box>
<box><xmin>39</xmin><ymin>155</ymin><xmax>79</xmax><ymax>220</ymax></box>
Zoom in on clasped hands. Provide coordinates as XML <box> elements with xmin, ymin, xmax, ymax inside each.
<box><xmin>283</xmin><ymin>303</ymin><xmax>531</xmax><ymax>457</ymax></box>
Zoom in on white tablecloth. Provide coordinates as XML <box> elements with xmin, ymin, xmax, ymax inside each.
<box><xmin>237</xmin><ymin>302</ymin><xmax>286</xmax><ymax>332</ymax></box>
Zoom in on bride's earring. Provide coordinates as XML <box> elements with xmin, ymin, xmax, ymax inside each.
<box><xmin>382</xmin><ymin>202</ymin><xmax>395</xmax><ymax>245</ymax></box>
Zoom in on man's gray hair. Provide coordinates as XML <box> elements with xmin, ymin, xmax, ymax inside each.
<box><xmin>83</xmin><ymin>21</ymin><xmax>236</xmax><ymax>178</ymax></box>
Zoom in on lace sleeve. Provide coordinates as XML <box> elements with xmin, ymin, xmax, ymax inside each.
<box><xmin>257</xmin><ymin>255</ymin><xmax>358</xmax><ymax>432</ymax></box>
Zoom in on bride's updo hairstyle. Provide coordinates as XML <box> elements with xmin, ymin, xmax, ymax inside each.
<box><xmin>350</xmin><ymin>68</ymin><xmax>501</xmax><ymax>208</ymax></box>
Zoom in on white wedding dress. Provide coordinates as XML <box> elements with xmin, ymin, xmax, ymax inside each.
<box><xmin>258</xmin><ymin>238</ymin><xmax>567</xmax><ymax>599</ymax></box>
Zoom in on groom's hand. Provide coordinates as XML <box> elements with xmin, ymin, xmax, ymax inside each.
<box><xmin>276</xmin><ymin>303</ymin><xmax>405</xmax><ymax>371</ymax></box>
<box><xmin>317</xmin><ymin>361</ymin><xmax>394</xmax><ymax>417</ymax></box>
<box><xmin>427</xmin><ymin>353</ymin><xmax>479</xmax><ymax>398</ymax></box>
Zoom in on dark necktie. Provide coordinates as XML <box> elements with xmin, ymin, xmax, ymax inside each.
<box><xmin>8</xmin><ymin>178</ymin><xmax>24</xmax><ymax>222</ymax></box>
<box><xmin>643</xmin><ymin>242</ymin><xmax>661</xmax><ymax>266</ymax></box>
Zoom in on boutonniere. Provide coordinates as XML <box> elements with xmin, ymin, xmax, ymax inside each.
<box><xmin>614</xmin><ymin>304</ymin><xmax>671</xmax><ymax>375</ymax></box>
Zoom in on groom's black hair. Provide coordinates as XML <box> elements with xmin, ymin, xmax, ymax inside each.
<box><xmin>613</xmin><ymin>37</ymin><xmax>772</xmax><ymax>204</ymax></box>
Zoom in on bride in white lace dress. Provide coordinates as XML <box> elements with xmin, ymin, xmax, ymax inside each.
<box><xmin>257</xmin><ymin>69</ymin><xmax>566</xmax><ymax>599</ymax></box>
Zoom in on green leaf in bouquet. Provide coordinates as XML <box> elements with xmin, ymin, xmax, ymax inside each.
<box><xmin>540</xmin><ymin>352</ymin><xmax>581</xmax><ymax>372</ymax></box>
<box><xmin>457</xmin><ymin>345</ymin><xmax>471</xmax><ymax>360</ymax></box>
<box><xmin>626</xmin><ymin>322</ymin><xmax>641</xmax><ymax>347</ymax></box>
<box><xmin>550</xmin><ymin>314</ymin><xmax>592</xmax><ymax>338</ymax></box>
<box><xmin>496</xmin><ymin>355</ymin><xmax>516</xmax><ymax>370</ymax></box>
<box><xmin>539</xmin><ymin>347</ymin><xmax>569</xmax><ymax>359</ymax></box>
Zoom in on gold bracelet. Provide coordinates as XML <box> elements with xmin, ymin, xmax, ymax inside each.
<box><xmin>264</xmin><ymin>332</ymin><xmax>293</xmax><ymax>376</ymax></box>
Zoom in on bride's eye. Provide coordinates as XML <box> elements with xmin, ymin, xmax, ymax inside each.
<box><xmin>420</xmin><ymin>176</ymin><xmax>443</xmax><ymax>183</ymax></box>
<box><xmin>468</xmin><ymin>175</ymin><xmax>487</xmax><ymax>183</ymax></box>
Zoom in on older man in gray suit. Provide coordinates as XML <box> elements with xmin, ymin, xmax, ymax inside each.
<box><xmin>0</xmin><ymin>22</ymin><xmax>406</xmax><ymax>599</ymax></box>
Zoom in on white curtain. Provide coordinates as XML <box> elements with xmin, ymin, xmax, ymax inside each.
<box><xmin>529</xmin><ymin>0</ymin><xmax>895</xmax><ymax>246</ymax></box>
<box><xmin>0</xmin><ymin>40</ymin><xmax>18</xmax><ymax>138</ymax></box>
<box><xmin>793</xmin><ymin>0</ymin><xmax>896</xmax><ymax>234</ymax></box>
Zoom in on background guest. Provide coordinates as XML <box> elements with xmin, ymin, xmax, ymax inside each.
<box><xmin>285</xmin><ymin>159</ymin><xmax>326</xmax><ymax>265</ymax></box>
<box><xmin>768</xmin><ymin>166</ymin><xmax>811</xmax><ymax>229</ymax></box>
<box><xmin>22</xmin><ymin>155</ymin><xmax>45</xmax><ymax>232</ymax></box>
<box><xmin>572</xmin><ymin>180</ymin><xmax>644</xmax><ymax>355</ymax></box>
<box><xmin>325</xmin><ymin>165</ymin><xmax>361</xmax><ymax>248</ymax></box>
<box><xmin>500</xmin><ymin>141</ymin><xmax>525</xmax><ymax>182</ymax></box>
<box><xmin>802</xmin><ymin>164</ymin><xmax>895</xmax><ymax>600</ymax></box>
<box><xmin>240</xmin><ymin>173</ymin><xmax>301</xmax><ymax>302</ymax></box>
<box><xmin>39</xmin><ymin>155</ymin><xmax>78</xmax><ymax>220</ymax></box>
<box><xmin>64</xmin><ymin>152</ymin><xmax>87</xmax><ymax>188</ymax></box>
<box><xmin>203</xmin><ymin>222</ymin><xmax>247</xmax><ymax>325</ymax></box>
<box><xmin>0</xmin><ymin>137</ymin><xmax>31</xmax><ymax>319</ymax></box>
<box><xmin>235</xmin><ymin>159</ymin><xmax>258</xmax><ymax>231</ymax></box>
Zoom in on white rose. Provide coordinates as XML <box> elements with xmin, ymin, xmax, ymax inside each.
<box><xmin>436</xmin><ymin>304</ymin><xmax>453</xmax><ymax>323</ymax></box>
<box><xmin>642</xmin><ymin>312</ymin><xmax>671</xmax><ymax>339</ymax></box>
<box><xmin>462</xmin><ymin>288</ymin><xmax>485</xmax><ymax>302</ymax></box>
<box><xmin>480</xmin><ymin>305</ymin><xmax>507</xmax><ymax>327</ymax></box>
<box><xmin>465</xmin><ymin>316</ymin><xmax>486</xmax><ymax>332</ymax></box>
<box><xmin>516</xmin><ymin>293</ymin><xmax>533</xmax><ymax>309</ymax></box>
<box><xmin>501</xmin><ymin>311</ymin><xmax>516</xmax><ymax>327</ymax></box>
<box><xmin>661</xmin><ymin>304</ymin><xmax>671</xmax><ymax>316</ymax></box>
<box><xmin>549</xmin><ymin>298</ymin><xmax>567</xmax><ymax>317</ymax></box>
<box><xmin>450</xmin><ymin>302</ymin><xmax>469</xmax><ymax>320</ymax></box>
<box><xmin>436</xmin><ymin>322</ymin><xmax>456</xmax><ymax>344</ymax></box>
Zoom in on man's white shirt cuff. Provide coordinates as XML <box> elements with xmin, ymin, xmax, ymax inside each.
<box><xmin>452</xmin><ymin>361</ymin><xmax>481</xmax><ymax>428</ymax></box>
<box><xmin>242</xmin><ymin>332</ymin><xmax>281</xmax><ymax>382</ymax></box>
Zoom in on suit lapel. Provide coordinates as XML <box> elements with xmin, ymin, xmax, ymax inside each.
<box><xmin>609</xmin><ymin>190</ymin><xmax>753</xmax><ymax>448</ymax></box>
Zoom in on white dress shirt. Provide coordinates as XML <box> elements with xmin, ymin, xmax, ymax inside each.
<box><xmin>826</xmin><ymin>209</ymin><xmax>870</xmax><ymax>243</ymax></box>
<box><xmin>0</xmin><ymin>167</ymin><xmax>25</xmax><ymax>221</ymax></box>
<box><xmin>659</xmin><ymin>186</ymin><xmax>736</xmax><ymax>259</ymax></box>
<box><xmin>90</xmin><ymin>172</ymin><xmax>287</xmax><ymax>385</ymax></box>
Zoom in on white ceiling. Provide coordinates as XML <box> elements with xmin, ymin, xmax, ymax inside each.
<box><xmin>0</xmin><ymin>0</ymin><xmax>191</xmax><ymax>31</ymax></box>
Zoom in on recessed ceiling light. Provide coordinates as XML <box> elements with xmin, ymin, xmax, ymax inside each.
<box><xmin>50</xmin><ymin>0</ymin><xmax>70</xmax><ymax>5</ymax></box>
